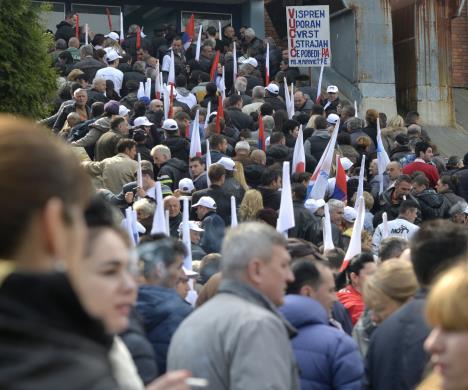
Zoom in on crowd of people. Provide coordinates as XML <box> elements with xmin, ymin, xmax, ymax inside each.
<box><xmin>1</xmin><ymin>12</ymin><xmax>468</xmax><ymax>390</ymax></box>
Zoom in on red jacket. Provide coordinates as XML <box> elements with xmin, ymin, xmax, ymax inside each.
<box><xmin>402</xmin><ymin>161</ymin><xmax>439</xmax><ymax>188</ymax></box>
<box><xmin>337</xmin><ymin>285</ymin><xmax>364</xmax><ymax>326</ymax></box>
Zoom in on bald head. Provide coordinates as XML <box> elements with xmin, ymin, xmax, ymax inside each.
<box><xmin>164</xmin><ymin>196</ymin><xmax>181</xmax><ymax>217</ymax></box>
<box><xmin>387</xmin><ymin>161</ymin><xmax>402</xmax><ymax>180</ymax></box>
<box><xmin>149</xmin><ymin>99</ymin><xmax>163</xmax><ymax>112</ymax></box>
<box><xmin>251</xmin><ymin>149</ymin><xmax>266</xmax><ymax>165</ymax></box>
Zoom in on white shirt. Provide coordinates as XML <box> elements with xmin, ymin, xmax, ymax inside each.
<box><xmin>372</xmin><ymin>217</ymin><xmax>419</xmax><ymax>255</ymax></box>
<box><xmin>95</xmin><ymin>67</ymin><xmax>123</xmax><ymax>95</ymax></box>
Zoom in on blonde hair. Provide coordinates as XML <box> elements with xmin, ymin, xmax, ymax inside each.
<box><xmin>352</xmin><ymin>191</ymin><xmax>374</xmax><ymax>210</ymax></box>
<box><xmin>426</xmin><ymin>263</ymin><xmax>468</xmax><ymax>331</ymax></box>
<box><xmin>233</xmin><ymin>161</ymin><xmax>249</xmax><ymax>191</ymax></box>
<box><xmin>133</xmin><ymin>198</ymin><xmax>155</xmax><ymax>219</ymax></box>
<box><xmin>387</xmin><ymin>115</ymin><xmax>405</xmax><ymax>129</ymax></box>
<box><xmin>364</xmin><ymin>258</ymin><xmax>418</xmax><ymax>307</ymax></box>
<box><xmin>239</xmin><ymin>189</ymin><xmax>263</xmax><ymax>222</ymax></box>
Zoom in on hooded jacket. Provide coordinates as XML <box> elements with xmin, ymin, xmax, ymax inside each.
<box><xmin>157</xmin><ymin>158</ymin><xmax>189</xmax><ymax>191</ymax></box>
<box><xmin>305</xmin><ymin>130</ymin><xmax>330</xmax><ymax>161</ymax></box>
<box><xmin>163</xmin><ymin>136</ymin><xmax>190</xmax><ymax>161</ymax></box>
<box><xmin>414</xmin><ymin>189</ymin><xmax>450</xmax><ymax>220</ymax></box>
<box><xmin>72</xmin><ymin>116</ymin><xmax>112</xmax><ymax>148</ymax></box>
<box><xmin>136</xmin><ymin>285</ymin><xmax>192</xmax><ymax>374</ymax></box>
<box><xmin>279</xmin><ymin>295</ymin><xmax>364</xmax><ymax>390</ymax></box>
<box><xmin>55</xmin><ymin>20</ymin><xmax>75</xmax><ymax>42</ymax></box>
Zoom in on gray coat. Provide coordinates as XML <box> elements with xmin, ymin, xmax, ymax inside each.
<box><xmin>168</xmin><ymin>279</ymin><xmax>300</xmax><ymax>390</ymax></box>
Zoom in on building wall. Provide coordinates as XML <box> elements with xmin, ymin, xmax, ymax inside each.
<box><xmin>452</xmin><ymin>6</ymin><xmax>468</xmax><ymax>88</ymax></box>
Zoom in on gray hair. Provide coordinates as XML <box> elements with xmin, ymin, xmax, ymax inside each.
<box><xmin>55</xmin><ymin>39</ymin><xmax>67</xmax><ymax>50</ymax></box>
<box><xmin>150</xmin><ymin>144</ymin><xmax>171</xmax><ymax>159</ymax></box>
<box><xmin>128</xmin><ymin>24</ymin><xmax>139</xmax><ymax>34</ymax></box>
<box><xmin>133</xmin><ymin>198</ymin><xmax>156</xmax><ymax>217</ymax></box>
<box><xmin>221</xmin><ymin>222</ymin><xmax>286</xmax><ymax>279</ymax></box>
<box><xmin>346</xmin><ymin>117</ymin><xmax>365</xmax><ymax>132</ymax></box>
<box><xmin>252</xmin><ymin>86</ymin><xmax>265</xmax><ymax>99</ymax></box>
<box><xmin>328</xmin><ymin>199</ymin><xmax>344</xmax><ymax>211</ymax></box>
<box><xmin>92</xmin><ymin>78</ymin><xmax>106</xmax><ymax>87</ymax></box>
<box><xmin>450</xmin><ymin>201</ymin><xmax>468</xmax><ymax>216</ymax></box>
<box><xmin>133</xmin><ymin>61</ymin><xmax>146</xmax><ymax>73</ymax></box>
<box><xmin>80</xmin><ymin>44</ymin><xmax>94</xmax><ymax>58</ymax></box>
<box><xmin>68</xmin><ymin>37</ymin><xmax>80</xmax><ymax>48</ymax></box>
<box><xmin>244</xmin><ymin>27</ymin><xmax>256</xmax><ymax>39</ymax></box>
<box><xmin>235</xmin><ymin>76</ymin><xmax>247</xmax><ymax>93</ymax></box>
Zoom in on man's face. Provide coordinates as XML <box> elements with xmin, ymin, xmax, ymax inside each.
<box><xmin>421</xmin><ymin>147</ymin><xmax>433</xmax><ymax>162</ymax></box>
<box><xmin>351</xmin><ymin>262</ymin><xmax>377</xmax><ymax>292</ymax></box>
<box><xmin>328</xmin><ymin>92</ymin><xmax>338</xmax><ymax>102</ymax></box>
<box><xmin>189</xmin><ymin>161</ymin><xmax>204</xmax><ymax>178</ymax></box>
<box><xmin>153</xmin><ymin>151</ymin><xmax>167</xmax><ymax>167</ymax></box>
<box><xmin>74</xmin><ymin>91</ymin><xmax>88</xmax><ymax>107</ymax></box>
<box><xmin>282</xmin><ymin>49</ymin><xmax>289</xmax><ymax>61</ymax></box>
<box><xmin>67</xmin><ymin>14</ymin><xmax>77</xmax><ymax>26</ymax></box>
<box><xmin>160</xmin><ymin>255</ymin><xmax>184</xmax><ymax>289</ymax></box>
<box><xmin>386</xmin><ymin>163</ymin><xmax>401</xmax><ymax>180</ymax></box>
<box><xmin>255</xmin><ymin>245</ymin><xmax>293</xmax><ymax>306</ymax></box>
<box><xmin>294</xmin><ymin>92</ymin><xmax>306</xmax><ymax>109</ymax></box>
<box><xmin>128</xmin><ymin>146</ymin><xmax>137</xmax><ymax>160</ymax></box>
<box><xmin>175</xmin><ymin>274</ymin><xmax>190</xmax><ymax>300</ymax></box>
<box><xmin>220</xmin><ymin>139</ymin><xmax>228</xmax><ymax>154</ymax></box>
<box><xmin>196</xmin><ymin>205</ymin><xmax>210</xmax><ymax>220</ymax></box>
<box><xmin>202</xmin><ymin>46</ymin><xmax>213</xmax><ymax>59</ymax></box>
<box><xmin>172</xmin><ymin>39</ymin><xmax>183</xmax><ymax>54</ymax></box>
<box><xmin>412</xmin><ymin>182</ymin><xmax>426</xmax><ymax>195</ymax></box>
<box><xmin>330</xmin><ymin>206</ymin><xmax>344</xmax><ymax>226</ymax></box>
<box><xmin>117</xmin><ymin>120</ymin><xmax>129</xmax><ymax>136</ymax></box>
<box><xmin>225</xmin><ymin>26</ymin><xmax>235</xmax><ymax>38</ymax></box>
<box><xmin>395</xmin><ymin>181</ymin><xmax>412</xmax><ymax>199</ymax></box>
<box><xmin>313</xmin><ymin>265</ymin><xmax>336</xmax><ymax>314</ymax></box>
<box><xmin>189</xmin><ymin>230</ymin><xmax>201</xmax><ymax>244</ymax></box>
<box><xmin>147</xmin><ymin>57</ymin><xmax>158</xmax><ymax>68</ymax></box>
<box><xmin>369</xmin><ymin>160</ymin><xmax>378</xmax><ymax>176</ymax></box>
<box><xmin>149</xmin><ymin>100</ymin><xmax>163</xmax><ymax>112</ymax></box>
<box><xmin>272</xmin><ymin>176</ymin><xmax>282</xmax><ymax>190</ymax></box>
<box><xmin>164</xmin><ymin>197</ymin><xmax>181</xmax><ymax>217</ymax></box>
<box><xmin>94</xmin><ymin>80</ymin><xmax>107</xmax><ymax>93</ymax></box>
<box><xmin>405</xmin><ymin>207</ymin><xmax>418</xmax><ymax>223</ymax></box>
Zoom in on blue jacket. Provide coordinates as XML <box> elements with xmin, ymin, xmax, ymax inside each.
<box><xmin>279</xmin><ymin>295</ymin><xmax>364</xmax><ymax>390</ymax></box>
<box><xmin>365</xmin><ymin>290</ymin><xmax>430</xmax><ymax>390</ymax></box>
<box><xmin>136</xmin><ymin>285</ymin><xmax>192</xmax><ymax>374</ymax></box>
<box><xmin>200</xmin><ymin>211</ymin><xmax>225</xmax><ymax>254</ymax></box>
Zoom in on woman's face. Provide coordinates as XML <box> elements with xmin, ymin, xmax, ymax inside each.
<box><xmin>71</xmin><ymin>229</ymin><xmax>137</xmax><ymax>334</ymax></box>
<box><xmin>291</xmin><ymin>126</ymin><xmax>299</xmax><ymax>138</ymax></box>
<box><xmin>425</xmin><ymin>327</ymin><xmax>468</xmax><ymax>390</ymax></box>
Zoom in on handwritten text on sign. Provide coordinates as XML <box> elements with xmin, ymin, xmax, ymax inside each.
<box><xmin>286</xmin><ymin>6</ymin><xmax>331</xmax><ymax>67</ymax></box>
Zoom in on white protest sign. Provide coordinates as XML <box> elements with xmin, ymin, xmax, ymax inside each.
<box><xmin>286</xmin><ymin>5</ymin><xmax>331</xmax><ymax>67</ymax></box>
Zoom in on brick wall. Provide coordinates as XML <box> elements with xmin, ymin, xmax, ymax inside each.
<box><xmin>452</xmin><ymin>7</ymin><xmax>468</xmax><ymax>88</ymax></box>
<box><xmin>264</xmin><ymin>7</ymin><xmax>282</xmax><ymax>46</ymax></box>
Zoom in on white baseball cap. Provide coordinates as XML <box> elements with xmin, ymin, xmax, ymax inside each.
<box><xmin>192</xmin><ymin>196</ymin><xmax>217</xmax><ymax>210</ymax></box>
<box><xmin>327</xmin><ymin>113</ymin><xmax>340</xmax><ymax>124</ymax></box>
<box><xmin>340</xmin><ymin>157</ymin><xmax>354</xmax><ymax>171</ymax></box>
<box><xmin>304</xmin><ymin>198</ymin><xmax>326</xmax><ymax>213</ymax></box>
<box><xmin>178</xmin><ymin>220</ymin><xmax>204</xmax><ymax>234</ymax></box>
<box><xmin>327</xmin><ymin>85</ymin><xmax>339</xmax><ymax>93</ymax></box>
<box><xmin>344</xmin><ymin>206</ymin><xmax>357</xmax><ymax>223</ymax></box>
<box><xmin>179</xmin><ymin>178</ymin><xmax>195</xmax><ymax>193</ymax></box>
<box><xmin>105</xmin><ymin>32</ymin><xmax>120</xmax><ymax>41</ymax></box>
<box><xmin>134</xmin><ymin>116</ymin><xmax>153</xmax><ymax>127</ymax></box>
<box><xmin>242</xmin><ymin>57</ymin><xmax>258</xmax><ymax>68</ymax></box>
<box><xmin>265</xmin><ymin>83</ymin><xmax>279</xmax><ymax>95</ymax></box>
<box><xmin>119</xmin><ymin>105</ymin><xmax>130</xmax><ymax>116</ymax></box>
<box><xmin>217</xmin><ymin>157</ymin><xmax>236</xmax><ymax>171</ymax></box>
<box><xmin>106</xmin><ymin>49</ymin><xmax>122</xmax><ymax>62</ymax></box>
<box><xmin>162</xmin><ymin>118</ymin><xmax>178</xmax><ymax>131</ymax></box>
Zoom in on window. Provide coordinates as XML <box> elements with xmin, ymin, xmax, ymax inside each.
<box><xmin>71</xmin><ymin>4</ymin><xmax>121</xmax><ymax>35</ymax></box>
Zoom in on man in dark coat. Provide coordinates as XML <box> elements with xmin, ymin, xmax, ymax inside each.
<box><xmin>55</xmin><ymin>14</ymin><xmax>76</xmax><ymax>42</ymax></box>
<box><xmin>289</xmin><ymin>184</ymin><xmax>320</xmax><ymax>243</ymax></box>
<box><xmin>365</xmin><ymin>220</ymin><xmax>468</xmax><ymax>390</ymax></box>
<box><xmin>72</xmin><ymin>45</ymin><xmax>105</xmax><ymax>81</ymax></box>
<box><xmin>225</xmin><ymin>94</ymin><xmax>254</xmax><ymax>131</ymax></box>
<box><xmin>257</xmin><ymin>167</ymin><xmax>282</xmax><ymax>211</ymax></box>
<box><xmin>192</xmin><ymin>196</ymin><xmax>226</xmax><ymax>254</ymax></box>
<box><xmin>151</xmin><ymin>144</ymin><xmax>189</xmax><ymax>192</ymax></box>
<box><xmin>455</xmin><ymin>153</ymin><xmax>468</xmax><ymax>201</ymax></box>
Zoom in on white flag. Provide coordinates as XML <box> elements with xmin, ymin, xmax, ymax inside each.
<box><xmin>292</xmin><ymin>125</ymin><xmax>306</xmax><ymax>174</ymax></box>
<box><xmin>136</xmin><ymin>153</ymin><xmax>143</xmax><ymax>188</ymax></box>
<box><xmin>233</xmin><ymin>42</ymin><xmax>237</xmax><ymax>87</ymax></box>
<box><xmin>323</xmin><ymin>203</ymin><xmax>335</xmax><ymax>251</ymax></box>
<box><xmin>150</xmin><ymin>182</ymin><xmax>169</xmax><ymax>235</ymax></box>
<box><xmin>340</xmin><ymin>196</ymin><xmax>365</xmax><ymax>272</ymax></box>
<box><xmin>195</xmin><ymin>25</ymin><xmax>203</xmax><ymax>62</ymax></box>
<box><xmin>354</xmin><ymin>100</ymin><xmax>358</xmax><ymax>118</ymax></box>
<box><xmin>189</xmin><ymin>110</ymin><xmax>202</xmax><ymax>158</ymax></box>
<box><xmin>354</xmin><ymin>155</ymin><xmax>366</xmax><ymax>210</ymax></box>
<box><xmin>204</xmin><ymin>101</ymin><xmax>211</xmax><ymax>128</ymax></box>
<box><xmin>289</xmin><ymin>82</ymin><xmax>295</xmax><ymax>119</ymax></box>
<box><xmin>137</xmin><ymin>82</ymin><xmax>145</xmax><ymax>99</ymax></box>
<box><xmin>265</xmin><ymin>42</ymin><xmax>270</xmax><ymax>84</ymax></box>
<box><xmin>163</xmin><ymin>84</ymin><xmax>170</xmax><ymax>120</ymax></box>
<box><xmin>284</xmin><ymin>77</ymin><xmax>292</xmax><ymax>119</ymax></box>
<box><xmin>276</xmin><ymin>162</ymin><xmax>295</xmax><ymax>235</ymax></box>
<box><xmin>182</xmin><ymin>197</ymin><xmax>193</xmax><ymax>270</ymax></box>
<box><xmin>382</xmin><ymin>212</ymin><xmax>389</xmax><ymax>240</ymax></box>
<box><xmin>168</xmin><ymin>50</ymin><xmax>175</xmax><ymax>85</ymax></box>
<box><xmin>85</xmin><ymin>24</ymin><xmax>89</xmax><ymax>45</ymax></box>
<box><xmin>376</xmin><ymin>118</ymin><xmax>391</xmax><ymax>194</ymax></box>
<box><xmin>316</xmin><ymin>59</ymin><xmax>325</xmax><ymax>103</ymax></box>
<box><xmin>231</xmin><ymin>196</ymin><xmax>238</xmax><ymax>227</ymax></box>
<box><xmin>144</xmin><ymin>78</ymin><xmax>151</xmax><ymax>99</ymax></box>
<box><xmin>120</xmin><ymin>12</ymin><xmax>124</xmax><ymax>42</ymax></box>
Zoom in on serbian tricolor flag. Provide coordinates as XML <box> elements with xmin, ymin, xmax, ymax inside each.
<box><xmin>182</xmin><ymin>14</ymin><xmax>195</xmax><ymax>50</ymax></box>
<box><xmin>265</xmin><ymin>42</ymin><xmax>270</xmax><ymax>86</ymax></box>
<box><xmin>292</xmin><ymin>125</ymin><xmax>305</xmax><ymax>173</ymax></box>
<box><xmin>189</xmin><ymin>110</ymin><xmax>202</xmax><ymax>158</ymax></box>
<box><xmin>339</xmin><ymin>196</ymin><xmax>365</xmax><ymax>272</ymax></box>
<box><xmin>210</xmin><ymin>50</ymin><xmax>221</xmax><ymax>81</ymax></box>
<box><xmin>215</xmin><ymin>95</ymin><xmax>223</xmax><ymax>134</ymax></box>
<box><xmin>258</xmin><ymin>114</ymin><xmax>266</xmax><ymax>151</ymax></box>
<box><xmin>331</xmin><ymin>155</ymin><xmax>347</xmax><ymax>202</ymax></box>
<box><xmin>316</xmin><ymin>59</ymin><xmax>325</xmax><ymax>104</ymax></box>
<box><xmin>307</xmin><ymin>119</ymin><xmax>340</xmax><ymax>200</ymax></box>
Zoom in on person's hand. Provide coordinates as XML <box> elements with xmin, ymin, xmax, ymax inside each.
<box><xmin>136</xmin><ymin>187</ymin><xmax>146</xmax><ymax>198</ymax></box>
<box><xmin>124</xmin><ymin>191</ymin><xmax>134</xmax><ymax>204</ymax></box>
<box><xmin>146</xmin><ymin>370</ymin><xmax>191</xmax><ymax>390</ymax></box>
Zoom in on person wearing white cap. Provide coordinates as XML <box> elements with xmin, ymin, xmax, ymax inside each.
<box><xmin>322</xmin><ymin>85</ymin><xmax>341</xmax><ymax>114</ymax></box>
<box><xmin>178</xmin><ymin>221</ymin><xmax>206</xmax><ymax>261</ymax></box>
<box><xmin>342</xmin><ymin>206</ymin><xmax>357</xmax><ymax>237</ymax></box>
<box><xmin>134</xmin><ymin>116</ymin><xmax>154</xmax><ymax>128</ymax></box>
<box><xmin>161</xmin><ymin>118</ymin><xmax>191</xmax><ymax>162</ymax></box>
<box><xmin>175</xmin><ymin>267</ymin><xmax>199</xmax><ymax>302</ymax></box>
<box><xmin>191</xmin><ymin>196</ymin><xmax>225</xmax><ymax>254</ymax></box>
<box><xmin>265</xmin><ymin>83</ymin><xmax>287</xmax><ymax>111</ymax></box>
<box><xmin>217</xmin><ymin>157</ymin><xmax>245</xmax><ymax>205</ymax></box>
<box><xmin>305</xmin><ymin>198</ymin><xmax>326</xmax><ymax>218</ymax></box>
<box><xmin>95</xmin><ymin>49</ymin><xmax>124</xmax><ymax>95</ymax></box>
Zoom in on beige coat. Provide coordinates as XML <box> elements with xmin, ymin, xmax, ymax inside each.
<box><xmin>83</xmin><ymin>153</ymin><xmax>137</xmax><ymax>194</ymax></box>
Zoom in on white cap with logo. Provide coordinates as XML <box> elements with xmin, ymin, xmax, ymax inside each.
<box><xmin>192</xmin><ymin>196</ymin><xmax>217</xmax><ymax>210</ymax></box>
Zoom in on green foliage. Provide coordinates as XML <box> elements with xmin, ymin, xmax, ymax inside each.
<box><xmin>0</xmin><ymin>0</ymin><xmax>58</xmax><ymax>119</ymax></box>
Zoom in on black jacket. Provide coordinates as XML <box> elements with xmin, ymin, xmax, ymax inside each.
<box><xmin>264</xmin><ymin>96</ymin><xmax>287</xmax><ymax>112</ymax></box>
<box><xmin>226</xmin><ymin>107</ymin><xmax>254</xmax><ymax>131</ymax></box>
<box><xmin>120</xmin><ymin>309</ymin><xmax>158</xmax><ymax>385</ymax></box>
<box><xmin>55</xmin><ymin>20</ymin><xmax>75</xmax><ymax>42</ymax></box>
<box><xmin>365</xmin><ymin>290</ymin><xmax>430</xmax><ymax>390</ymax></box>
<box><xmin>191</xmin><ymin>184</ymin><xmax>231</xmax><ymax>225</ymax></box>
<box><xmin>163</xmin><ymin>136</ymin><xmax>190</xmax><ymax>162</ymax></box>
<box><xmin>441</xmin><ymin>190</ymin><xmax>465</xmax><ymax>209</ymax></box>
<box><xmin>157</xmin><ymin>158</ymin><xmax>189</xmax><ymax>191</ymax></box>
<box><xmin>0</xmin><ymin>271</ymin><xmax>117</xmax><ymax>389</ymax></box>
<box><xmin>121</xmin><ymin>71</ymin><xmax>146</xmax><ymax>97</ymax></box>
<box><xmin>414</xmin><ymin>189</ymin><xmax>450</xmax><ymax>220</ymax></box>
<box><xmin>455</xmin><ymin>166</ymin><xmax>468</xmax><ymax>201</ymax></box>
<box><xmin>266</xmin><ymin>144</ymin><xmax>291</xmax><ymax>166</ymax></box>
<box><xmin>244</xmin><ymin>163</ymin><xmax>266</xmax><ymax>188</ymax></box>
<box><xmin>289</xmin><ymin>201</ymin><xmax>321</xmax><ymax>243</ymax></box>
<box><xmin>200</xmin><ymin>211</ymin><xmax>226</xmax><ymax>254</ymax></box>
<box><xmin>72</xmin><ymin>57</ymin><xmax>105</xmax><ymax>81</ymax></box>
<box><xmin>122</xmin><ymin>34</ymin><xmax>153</xmax><ymax>61</ymax></box>
<box><xmin>258</xmin><ymin>185</ymin><xmax>281</xmax><ymax>211</ymax></box>
<box><xmin>223</xmin><ymin>175</ymin><xmax>245</xmax><ymax>206</ymax></box>
<box><xmin>87</xmin><ymin>88</ymin><xmax>109</xmax><ymax>107</ymax></box>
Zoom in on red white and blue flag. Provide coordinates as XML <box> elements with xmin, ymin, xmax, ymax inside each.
<box><xmin>331</xmin><ymin>155</ymin><xmax>347</xmax><ymax>202</ymax></box>
<box><xmin>182</xmin><ymin>14</ymin><xmax>195</xmax><ymax>50</ymax></box>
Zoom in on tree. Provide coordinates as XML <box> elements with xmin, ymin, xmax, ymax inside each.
<box><xmin>0</xmin><ymin>0</ymin><xmax>58</xmax><ymax>119</ymax></box>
